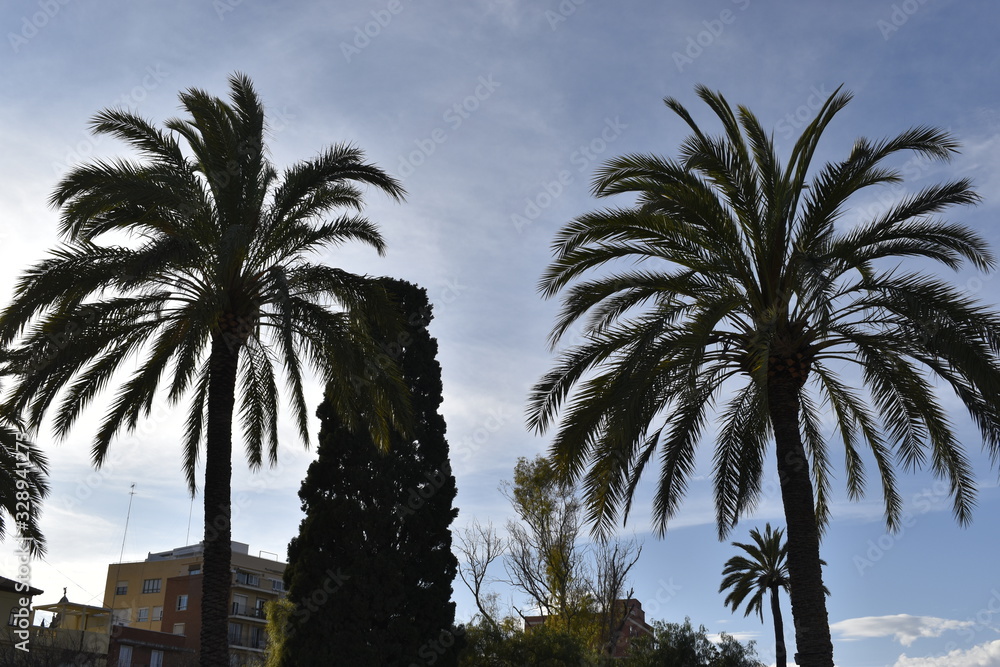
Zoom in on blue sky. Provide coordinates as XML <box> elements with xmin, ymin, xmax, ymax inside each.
<box><xmin>2</xmin><ymin>1</ymin><xmax>1000</xmax><ymax>665</ymax></box>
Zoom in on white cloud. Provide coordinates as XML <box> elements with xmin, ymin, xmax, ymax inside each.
<box><xmin>832</xmin><ymin>614</ymin><xmax>975</xmax><ymax>646</ymax></box>
<box><xmin>894</xmin><ymin>640</ymin><xmax>1000</xmax><ymax>667</ymax></box>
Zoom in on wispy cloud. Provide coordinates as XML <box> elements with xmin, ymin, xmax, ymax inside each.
<box><xmin>832</xmin><ymin>614</ymin><xmax>975</xmax><ymax>646</ymax></box>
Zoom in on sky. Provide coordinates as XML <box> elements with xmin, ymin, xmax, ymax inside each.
<box><xmin>1</xmin><ymin>1</ymin><xmax>1000</xmax><ymax>665</ymax></box>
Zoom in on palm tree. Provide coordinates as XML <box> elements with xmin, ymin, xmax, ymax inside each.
<box><xmin>0</xmin><ymin>73</ymin><xmax>409</xmax><ymax>666</ymax></box>
<box><xmin>720</xmin><ymin>524</ymin><xmax>792</xmax><ymax>666</ymax></box>
<box><xmin>527</xmin><ymin>85</ymin><xmax>1000</xmax><ymax>667</ymax></box>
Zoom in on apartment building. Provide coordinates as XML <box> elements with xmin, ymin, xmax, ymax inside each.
<box><xmin>103</xmin><ymin>541</ymin><xmax>286</xmax><ymax>665</ymax></box>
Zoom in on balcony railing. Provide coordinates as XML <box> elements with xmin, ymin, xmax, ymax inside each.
<box><xmin>230</xmin><ymin>603</ymin><xmax>267</xmax><ymax>620</ymax></box>
<box><xmin>229</xmin><ymin>633</ymin><xmax>267</xmax><ymax>650</ymax></box>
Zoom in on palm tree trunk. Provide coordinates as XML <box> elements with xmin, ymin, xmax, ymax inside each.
<box><xmin>768</xmin><ymin>377</ymin><xmax>834</xmax><ymax>667</ymax></box>
<box><xmin>199</xmin><ymin>333</ymin><xmax>240</xmax><ymax>667</ymax></box>
<box><xmin>770</xmin><ymin>584</ymin><xmax>787</xmax><ymax>667</ymax></box>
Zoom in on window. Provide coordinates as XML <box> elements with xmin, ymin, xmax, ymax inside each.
<box><xmin>142</xmin><ymin>578</ymin><xmax>161</xmax><ymax>594</ymax></box>
<box><xmin>113</xmin><ymin>608</ymin><xmax>132</xmax><ymax>624</ymax></box>
<box><xmin>176</xmin><ymin>595</ymin><xmax>188</xmax><ymax>611</ymax></box>
<box><xmin>115</xmin><ymin>581</ymin><xmax>128</xmax><ymax>596</ymax></box>
<box><xmin>189</xmin><ymin>566</ymin><xmax>201</xmax><ymax>575</ymax></box>
<box><xmin>250</xmin><ymin>625</ymin><xmax>266</xmax><ymax>649</ymax></box>
<box><xmin>172</xmin><ymin>622</ymin><xmax>185</xmax><ymax>635</ymax></box>
<box><xmin>117</xmin><ymin>645</ymin><xmax>132</xmax><ymax>667</ymax></box>
<box><xmin>228</xmin><ymin>622</ymin><xmax>243</xmax><ymax>645</ymax></box>
<box><xmin>233</xmin><ymin>594</ymin><xmax>248</xmax><ymax>616</ymax></box>
<box><xmin>137</xmin><ymin>607</ymin><xmax>149</xmax><ymax>623</ymax></box>
<box><xmin>235</xmin><ymin>571</ymin><xmax>260</xmax><ymax>587</ymax></box>
<box><xmin>255</xmin><ymin>598</ymin><xmax>267</xmax><ymax>618</ymax></box>
<box><xmin>152</xmin><ymin>606</ymin><xmax>163</xmax><ymax>621</ymax></box>
<box><xmin>7</xmin><ymin>607</ymin><xmax>18</xmax><ymax>626</ymax></box>
<box><xmin>150</xmin><ymin>650</ymin><xmax>164</xmax><ymax>667</ymax></box>
<box><xmin>271</xmin><ymin>579</ymin><xmax>284</xmax><ymax>592</ymax></box>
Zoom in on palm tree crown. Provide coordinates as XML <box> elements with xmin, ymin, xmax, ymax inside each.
<box><xmin>720</xmin><ymin>524</ymin><xmax>789</xmax><ymax>622</ymax></box>
<box><xmin>528</xmin><ymin>85</ymin><xmax>1000</xmax><ymax>666</ymax></box>
<box><xmin>0</xmin><ymin>73</ymin><xmax>408</xmax><ymax>665</ymax></box>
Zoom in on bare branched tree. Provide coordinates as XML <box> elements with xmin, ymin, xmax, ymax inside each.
<box><xmin>591</xmin><ymin>539</ymin><xmax>643</xmax><ymax>656</ymax></box>
<box><xmin>456</xmin><ymin>518</ymin><xmax>507</xmax><ymax>630</ymax></box>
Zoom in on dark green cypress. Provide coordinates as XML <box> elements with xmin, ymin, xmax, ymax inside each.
<box><xmin>281</xmin><ymin>278</ymin><xmax>460</xmax><ymax>666</ymax></box>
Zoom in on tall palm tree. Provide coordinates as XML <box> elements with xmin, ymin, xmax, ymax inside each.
<box><xmin>720</xmin><ymin>524</ymin><xmax>792</xmax><ymax>666</ymax></box>
<box><xmin>527</xmin><ymin>85</ymin><xmax>1000</xmax><ymax>667</ymax></box>
<box><xmin>0</xmin><ymin>73</ymin><xmax>409</xmax><ymax>665</ymax></box>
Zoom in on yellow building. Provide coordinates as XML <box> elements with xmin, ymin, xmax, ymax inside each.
<box><xmin>103</xmin><ymin>541</ymin><xmax>286</xmax><ymax>664</ymax></box>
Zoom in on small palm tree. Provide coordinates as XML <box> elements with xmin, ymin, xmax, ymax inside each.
<box><xmin>0</xmin><ymin>73</ymin><xmax>408</xmax><ymax>665</ymax></box>
<box><xmin>720</xmin><ymin>524</ymin><xmax>792</xmax><ymax>666</ymax></box>
<box><xmin>528</xmin><ymin>85</ymin><xmax>1000</xmax><ymax>667</ymax></box>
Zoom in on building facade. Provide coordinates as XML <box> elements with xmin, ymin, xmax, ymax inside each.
<box><xmin>103</xmin><ymin>542</ymin><xmax>286</xmax><ymax>665</ymax></box>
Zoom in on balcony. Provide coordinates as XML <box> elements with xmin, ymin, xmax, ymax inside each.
<box><xmin>229</xmin><ymin>632</ymin><xmax>267</xmax><ymax>651</ymax></box>
<box><xmin>230</xmin><ymin>602</ymin><xmax>267</xmax><ymax>621</ymax></box>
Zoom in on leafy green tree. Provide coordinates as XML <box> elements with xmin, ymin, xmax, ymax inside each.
<box><xmin>503</xmin><ymin>455</ymin><xmax>592</xmax><ymax>634</ymax></box>
<box><xmin>624</xmin><ymin>618</ymin><xmax>764</xmax><ymax>667</ymax></box>
<box><xmin>263</xmin><ymin>598</ymin><xmax>294</xmax><ymax>667</ymax></box>
<box><xmin>528</xmin><ymin>85</ymin><xmax>1000</xmax><ymax>667</ymax></box>
<box><xmin>281</xmin><ymin>279</ymin><xmax>460</xmax><ymax>666</ymax></box>
<box><xmin>459</xmin><ymin>616</ymin><xmax>598</xmax><ymax>667</ymax></box>
<box><xmin>0</xmin><ymin>74</ymin><xmax>407</xmax><ymax>666</ymax></box>
<box><xmin>720</xmin><ymin>524</ymin><xmax>791</xmax><ymax>666</ymax></box>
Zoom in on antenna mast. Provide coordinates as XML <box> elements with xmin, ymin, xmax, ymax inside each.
<box><xmin>110</xmin><ymin>483</ymin><xmax>136</xmax><ymax>622</ymax></box>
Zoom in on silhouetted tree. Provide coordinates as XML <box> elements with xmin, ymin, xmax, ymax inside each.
<box><xmin>281</xmin><ymin>279</ymin><xmax>460</xmax><ymax>666</ymax></box>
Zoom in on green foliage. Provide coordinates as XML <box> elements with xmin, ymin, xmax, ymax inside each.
<box><xmin>264</xmin><ymin>598</ymin><xmax>294</xmax><ymax>667</ymax></box>
<box><xmin>280</xmin><ymin>279</ymin><xmax>461</xmax><ymax>666</ymax></box>
<box><xmin>459</xmin><ymin>617</ymin><xmax>599</xmax><ymax>667</ymax></box>
<box><xmin>457</xmin><ymin>616</ymin><xmax>763</xmax><ymax>667</ymax></box>
<box><xmin>504</xmin><ymin>455</ymin><xmax>594</xmax><ymax>635</ymax></box>
<box><xmin>625</xmin><ymin>619</ymin><xmax>765</xmax><ymax>667</ymax></box>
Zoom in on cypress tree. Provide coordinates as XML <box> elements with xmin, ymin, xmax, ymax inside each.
<box><xmin>281</xmin><ymin>278</ymin><xmax>461</xmax><ymax>666</ymax></box>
